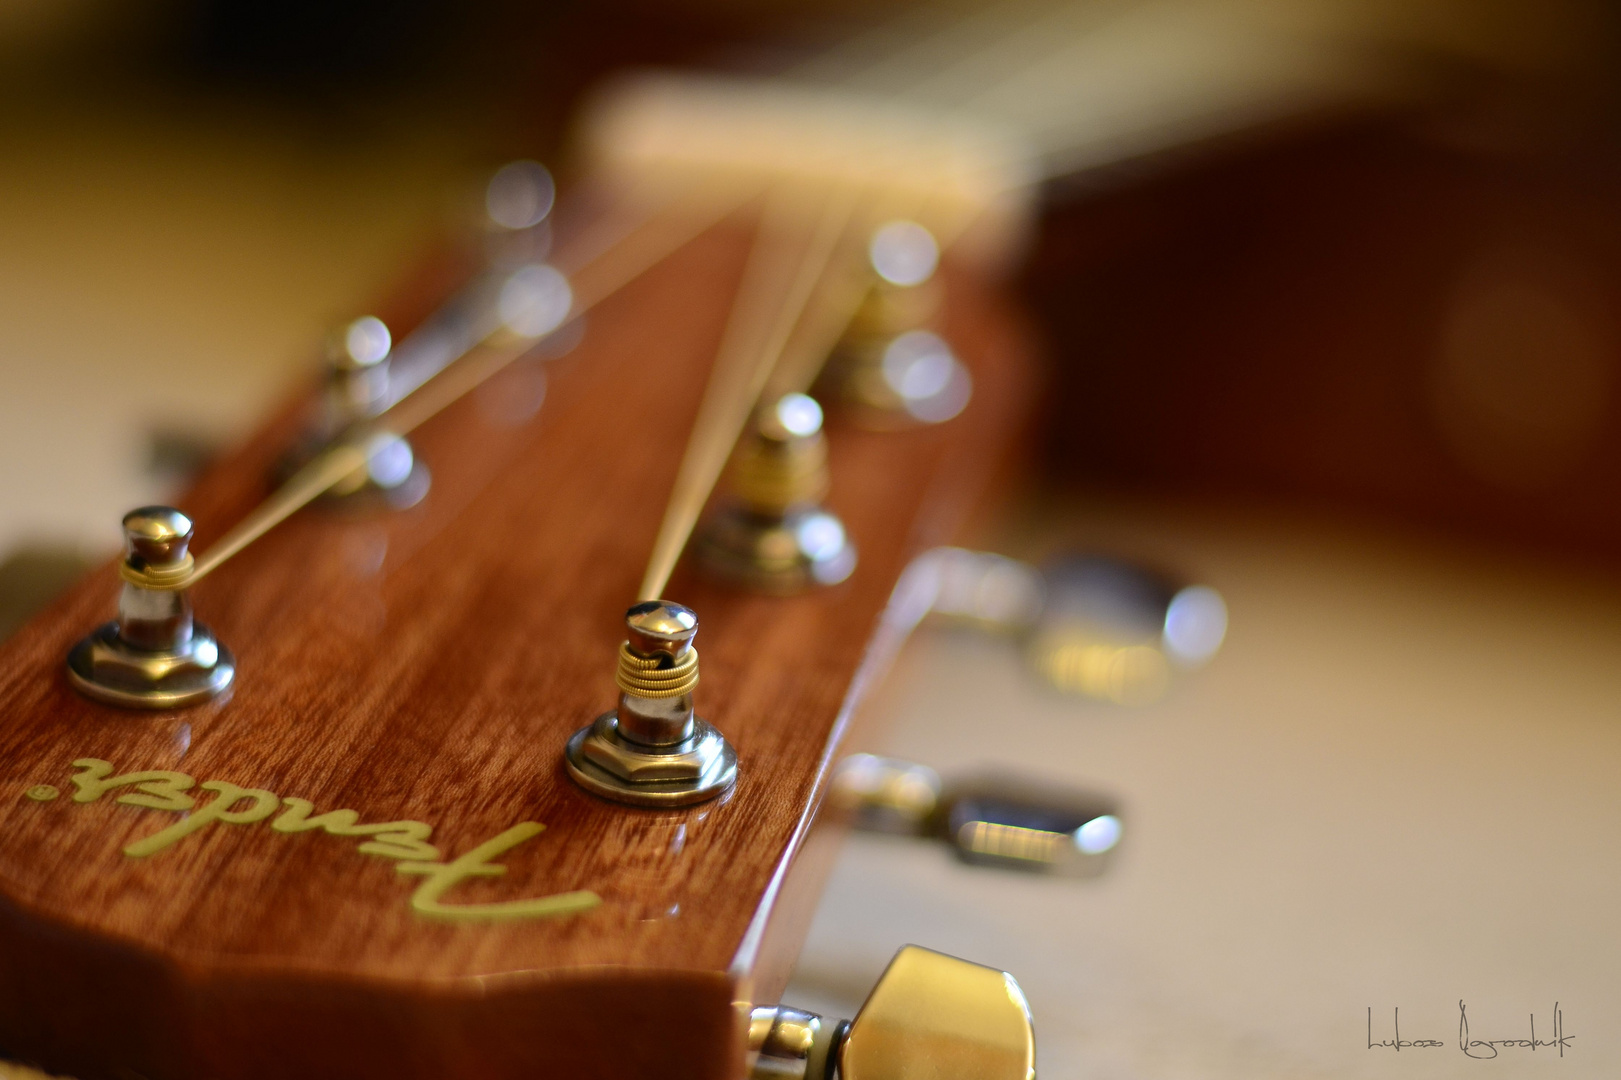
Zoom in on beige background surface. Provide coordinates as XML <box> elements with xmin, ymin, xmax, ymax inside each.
<box><xmin>785</xmin><ymin>499</ymin><xmax>1621</xmax><ymax>1078</ymax></box>
<box><xmin>0</xmin><ymin>101</ymin><xmax>467</xmax><ymax>559</ymax></box>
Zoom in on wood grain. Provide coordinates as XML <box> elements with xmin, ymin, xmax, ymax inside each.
<box><xmin>0</xmin><ymin>217</ymin><xmax>1034</xmax><ymax>1079</ymax></box>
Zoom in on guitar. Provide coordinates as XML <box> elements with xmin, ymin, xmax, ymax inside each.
<box><xmin>0</xmin><ymin>2</ymin><xmax>1585</xmax><ymax>1078</ymax></box>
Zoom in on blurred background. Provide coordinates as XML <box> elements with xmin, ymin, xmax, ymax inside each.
<box><xmin>6</xmin><ymin>0</ymin><xmax>1621</xmax><ymax>609</ymax></box>
<box><xmin>3</xmin><ymin>1</ymin><xmax>1621</xmax><ymax>1077</ymax></box>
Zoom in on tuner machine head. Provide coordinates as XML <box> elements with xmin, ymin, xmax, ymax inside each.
<box><xmin>324</xmin><ymin>316</ymin><xmax>393</xmax><ymax>422</ymax></box>
<box><xmin>286</xmin><ymin>317</ymin><xmax>430</xmax><ymax>512</ymax></box>
<box><xmin>748</xmin><ymin>945</ymin><xmax>1035</xmax><ymax>1080</ymax></box>
<box><xmin>66</xmin><ymin>505</ymin><xmax>234</xmax><ymax>709</ymax></box>
<box><xmin>696</xmin><ymin>394</ymin><xmax>856</xmax><ymax>595</ymax></box>
<box><xmin>564</xmin><ymin>601</ymin><xmax>737</xmax><ymax>807</ymax></box>
<box><xmin>831</xmin><ymin>754</ymin><xmax>1123</xmax><ymax>877</ymax></box>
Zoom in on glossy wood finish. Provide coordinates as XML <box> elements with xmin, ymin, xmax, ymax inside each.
<box><xmin>0</xmin><ymin>217</ymin><xmax>1034</xmax><ymax>1079</ymax></box>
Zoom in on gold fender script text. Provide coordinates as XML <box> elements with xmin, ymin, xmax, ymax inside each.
<box><xmin>31</xmin><ymin>758</ymin><xmax>601</xmax><ymax>922</ymax></box>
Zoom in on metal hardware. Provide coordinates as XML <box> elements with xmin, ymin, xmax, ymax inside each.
<box><xmin>276</xmin><ymin>161</ymin><xmax>563</xmax><ymax>512</ymax></box>
<box><xmin>484</xmin><ymin>159</ymin><xmax>556</xmax><ymax>234</ymax></box>
<box><xmin>833</xmin><ymin>754</ymin><xmax>1122</xmax><ymax>877</ymax></box>
<box><xmin>924</xmin><ymin>548</ymin><xmax>1044</xmax><ymax>634</ymax></box>
<box><xmin>284</xmin><ymin>316</ymin><xmax>431</xmax><ymax>511</ymax></box>
<box><xmin>747</xmin><ymin>1006</ymin><xmax>845</xmax><ymax>1080</ymax></box>
<box><xmin>368</xmin><ymin>161</ymin><xmax>563</xmax><ymax>414</ymax></box>
<box><xmin>1025</xmin><ymin>554</ymin><xmax>1226</xmax><ymax>704</ymax></box>
<box><xmin>325</xmin><ymin>315</ymin><xmax>394</xmax><ymax>428</ymax></box>
<box><xmin>697</xmin><ymin>394</ymin><xmax>855</xmax><ymax>593</ymax></box>
<box><xmin>746</xmin><ymin>945</ymin><xmax>1034</xmax><ymax>1080</ymax></box>
<box><xmin>924</xmin><ymin>547</ymin><xmax>1227</xmax><ymax>704</ymax></box>
<box><xmin>564</xmin><ymin>601</ymin><xmax>737</xmax><ymax>806</ymax></box>
<box><xmin>318</xmin><ymin>429</ymin><xmax>429</xmax><ymax>511</ymax></box>
<box><xmin>942</xmin><ymin>774</ymin><xmax>1122</xmax><ymax>876</ymax></box>
<box><xmin>823</xmin><ymin>223</ymin><xmax>972</xmax><ymax>428</ymax></box>
<box><xmin>829</xmin><ymin>754</ymin><xmax>941</xmax><ymax>836</ymax></box>
<box><xmin>66</xmin><ymin>507</ymin><xmax>234</xmax><ymax>709</ymax></box>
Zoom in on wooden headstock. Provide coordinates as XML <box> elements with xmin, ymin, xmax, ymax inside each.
<box><xmin>0</xmin><ymin>194</ymin><xmax>1034</xmax><ymax>1077</ymax></box>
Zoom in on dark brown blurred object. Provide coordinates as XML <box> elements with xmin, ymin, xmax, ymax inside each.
<box><xmin>1028</xmin><ymin>108</ymin><xmax>1621</xmax><ymax>567</ymax></box>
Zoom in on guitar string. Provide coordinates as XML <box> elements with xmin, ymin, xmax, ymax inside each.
<box><xmin>760</xmin><ymin>174</ymin><xmax>983</xmax><ymax>404</ymax></box>
<box><xmin>185</xmin><ymin>0</ymin><xmax>1196</xmax><ymax>588</ymax></box>
<box><xmin>637</xmin><ymin>182</ymin><xmax>858</xmax><ymax>601</ymax></box>
<box><xmin>380</xmin><ymin>189</ymin><xmax>753</xmax><ymax>436</ymax></box>
<box><xmin>631</xmin><ymin>2</ymin><xmax>1096</xmax><ymax>600</ymax></box>
<box><xmin>185</xmin><ymin>190</ymin><xmax>748</xmax><ymax>586</ymax></box>
<box><xmin>704</xmin><ymin>2</ymin><xmax>1106</xmax><ymax>410</ymax></box>
<box><xmin>752</xmin><ymin>0</ymin><xmax>1175</xmax><ymax>402</ymax></box>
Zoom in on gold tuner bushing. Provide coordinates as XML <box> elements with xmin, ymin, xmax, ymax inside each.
<box><xmin>747</xmin><ymin>945</ymin><xmax>1035</xmax><ymax>1080</ymax></box>
<box><xmin>696</xmin><ymin>394</ymin><xmax>855</xmax><ymax>594</ymax></box>
<box><xmin>564</xmin><ymin>601</ymin><xmax>737</xmax><ymax>807</ymax></box>
<box><xmin>66</xmin><ymin>507</ymin><xmax>235</xmax><ymax>709</ymax></box>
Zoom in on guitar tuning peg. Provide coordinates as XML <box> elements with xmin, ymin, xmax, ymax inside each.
<box><xmin>280</xmin><ymin>316</ymin><xmax>431</xmax><ymax>511</ymax></box>
<box><xmin>66</xmin><ymin>506</ymin><xmax>234</xmax><ymax>709</ymax></box>
<box><xmin>924</xmin><ymin>547</ymin><xmax>1228</xmax><ymax>704</ymax></box>
<box><xmin>483</xmin><ymin>159</ymin><xmax>555</xmax><ymax>266</ymax></box>
<box><xmin>939</xmin><ymin>772</ymin><xmax>1122</xmax><ymax>876</ymax></box>
<box><xmin>831</xmin><ymin>754</ymin><xmax>1123</xmax><ymax>877</ymax></box>
<box><xmin>564</xmin><ymin>600</ymin><xmax>738</xmax><ymax>806</ymax></box>
<box><xmin>829</xmin><ymin>754</ymin><xmax>941</xmax><ymax>835</ymax></box>
<box><xmin>325</xmin><ymin>314</ymin><xmax>394</xmax><ymax>424</ymax></box>
<box><xmin>484</xmin><ymin>159</ymin><xmax>555</xmax><ymax>232</ymax></box>
<box><xmin>748</xmin><ymin>945</ymin><xmax>1035</xmax><ymax>1080</ymax></box>
<box><xmin>1025</xmin><ymin>554</ymin><xmax>1226</xmax><ymax>705</ymax></box>
<box><xmin>696</xmin><ymin>393</ymin><xmax>856</xmax><ymax>593</ymax></box>
<box><xmin>820</xmin><ymin>221</ymin><xmax>972</xmax><ymax>428</ymax></box>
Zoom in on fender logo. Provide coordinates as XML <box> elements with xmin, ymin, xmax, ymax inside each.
<box><xmin>23</xmin><ymin>759</ymin><xmax>601</xmax><ymax>923</ymax></box>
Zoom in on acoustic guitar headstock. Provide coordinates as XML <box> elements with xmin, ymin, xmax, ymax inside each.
<box><xmin>0</xmin><ymin>79</ymin><xmax>1039</xmax><ymax>1080</ymax></box>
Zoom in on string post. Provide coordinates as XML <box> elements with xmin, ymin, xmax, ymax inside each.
<box><xmin>67</xmin><ymin>506</ymin><xmax>235</xmax><ymax>709</ymax></box>
<box><xmin>325</xmin><ymin>315</ymin><xmax>394</xmax><ymax>427</ymax></box>
<box><xmin>697</xmin><ymin>393</ymin><xmax>855</xmax><ymax>593</ymax></box>
<box><xmin>564</xmin><ymin>601</ymin><xmax>737</xmax><ymax>807</ymax></box>
<box><xmin>823</xmin><ymin>221</ymin><xmax>973</xmax><ymax>428</ymax></box>
<box><xmin>279</xmin><ymin>316</ymin><xmax>430</xmax><ymax>511</ymax></box>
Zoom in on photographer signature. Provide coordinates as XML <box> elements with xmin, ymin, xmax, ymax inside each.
<box><xmin>1367</xmin><ymin>1002</ymin><xmax>1573</xmax><ymax>1058</ymax></box>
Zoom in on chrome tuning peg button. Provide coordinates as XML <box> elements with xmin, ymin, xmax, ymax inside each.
<box><xmin>923</xmin><ymin>547</ymin><xmax>1228</xmax><ymax>704</ymax></box>
<box><xmin>748</xmin><ymin>945</ymin><xmax>1035</xmax><ymax>1080</ymax></box>
<box><xmin>696</xmin><ymin>393</ymin><xmax>855</xmax><ymax>593</ymax></box>
<box><xmin>925</xmin><ymin>548</ymin><xmax>1045</xmax><ymax>634</ymax></box>
<box><xmin>564</xmin><ymin>601</ymin><xmax>737</xmax><ymax>807</ymax></box>
<box><xmin>821</xmin><ymin>221</ymin><xmax>972</xmax><ymax>428</ymax></box>
<box><xmin>829</xmin><ymin>754</ymin><xmax>941</xmax><ymax>836</ymax></box>
<box><xmin>66</xmin><ymin>507</ymin><xmax>234</xmax><ymax>709</ymax></box>
<box><xmin>485</xmin><ymin>159</ymin><xmax>555</xmax><ymax>232</ymax></box>
<box><xmin>832</xmin><ymin>754</ymin><xmax>1122</xmax><ymax>877</ymax></box>
<box><xmin>941</xmin><ymin>773</ymin><xmax>1122</xmax><ymax>876</ymax></box>
<box><xmin>1024</xmin><ymin>555</ymin><xmax>1226</xmax><ymax>705</ymax></box>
